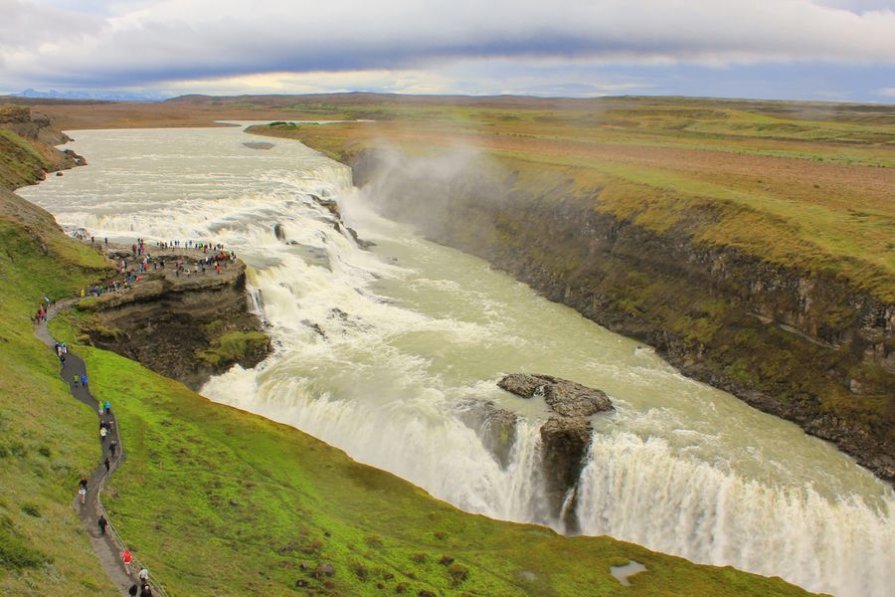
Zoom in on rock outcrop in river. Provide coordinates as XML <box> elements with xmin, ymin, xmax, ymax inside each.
<box><xmin>498</xmin><ymin>373</ymin><xmax>613</xmax><ymax>532</ymax></box>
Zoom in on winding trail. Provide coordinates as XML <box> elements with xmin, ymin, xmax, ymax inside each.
<box><xmin>36</xmin><ymin>300</ymin><xmax>167</xmax><ymax>596</ymax></box>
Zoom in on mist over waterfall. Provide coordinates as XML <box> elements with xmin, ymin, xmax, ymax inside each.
<box><xmin>19</xmin><ymin>126</ymin><xmax>895</xmax><ymax>597</ymax></box>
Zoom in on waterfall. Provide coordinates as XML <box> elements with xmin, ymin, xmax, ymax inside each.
<box><xmin>575</xmin><ymin>432</ymin><xmax>895</xmax><ymax>597</ymax></box>
<box><xmin>20</xmin><ymin>126</ymin><xmax>895</xmax><ymax>597</ymax></box>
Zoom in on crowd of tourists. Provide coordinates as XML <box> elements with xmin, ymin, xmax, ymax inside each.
<box><xmin>77</xmin><ymin>237</ymin><xmax>236</xmax><ymax>299</ymax></box>
<box><xmin>70</xmin><ymin>367</ymin><xmax>157</xmax><ymax>595</ymax></box>
<box><xmin>33</xmin><ymin>295</ymin><xmax>51</xmax><ymax>324</ymax></box>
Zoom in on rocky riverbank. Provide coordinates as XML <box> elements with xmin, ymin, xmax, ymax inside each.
<box><xmin>343</xmin><ymin>147</ymin><xmax>895</xmax><ymax>485</ymax></box>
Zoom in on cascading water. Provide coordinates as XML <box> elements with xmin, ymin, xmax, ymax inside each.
<box><xmin>19</xmin><ymin>125</ymin><xmax>895</xmax><ymax>597</ymax></box>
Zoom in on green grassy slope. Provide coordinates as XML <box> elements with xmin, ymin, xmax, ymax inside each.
<box><xmin>0</xmin><ymin>127</ymin><xmax>54</xmax><ymax>190</ymax></box>
<box><xmin>0</xmin><ymin>190</ymin><xmax>116</xmax><ymax>595</ymax></box>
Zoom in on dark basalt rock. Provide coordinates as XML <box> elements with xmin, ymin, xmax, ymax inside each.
<box><xmin>498</xmin><ymin>373</ymin><xmax>613</xmax><ymax>417</ymax></box>
<box><xmin>274</xmin><ymin>223</ymin><xmax>286</xmax><ymax>241</ymax></box>
<box><xmin>457</xmin><ymin>400</ymin><xmax>518</xmax><ymax>469</ymax></box>
<box><xmin>539</xmin><ymin>416</ymin><xmax>593</xmax><ymax>532</ymax></box>
<box><xmin>497</xmin><ymin>373</ymin><xmax>612</xmax><ymax>530</ymax></box>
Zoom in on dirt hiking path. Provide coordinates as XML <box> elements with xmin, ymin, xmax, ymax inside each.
<box><xmin>36</xmin><ymin>300</ymin><xmax>166</xmax><ymax>596</ymax></box>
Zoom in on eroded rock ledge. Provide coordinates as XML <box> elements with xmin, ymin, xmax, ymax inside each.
<box><xmin>78</xmin><ymin>249</ymin><xmax>270</xmax><ymax>389</ymax></box>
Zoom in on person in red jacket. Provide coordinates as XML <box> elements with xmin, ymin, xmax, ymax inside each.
<box><xmin>122</xmin><ymin>548</ymin><xmax>133</xmax><ymax>575</ymax></box>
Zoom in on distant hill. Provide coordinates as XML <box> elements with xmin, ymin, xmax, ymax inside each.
<box><xmin>17</xmin><ymin>88</ymin><xmax>164</xmax><ymax>102</ymax></box>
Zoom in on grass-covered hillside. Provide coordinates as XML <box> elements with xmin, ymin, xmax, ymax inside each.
<box><xmin>0</xmin><ymin>104</ymin><xmax>78</xmax><ymax>190</ymax></box>
<box><xmin>0</xmin><ymin>188</ymin><xmax>116</xmax><ymax>595</ymax></box>
<box><xmin>0</xmin><ymin>125</ymin><xmax>56</xmax><ymax>190</ymax></box>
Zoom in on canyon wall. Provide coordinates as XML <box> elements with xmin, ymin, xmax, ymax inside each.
<box><xmin>348</xmin><ymin>148</ymin><xmax>895</xmax><ymax>484</ymax></box>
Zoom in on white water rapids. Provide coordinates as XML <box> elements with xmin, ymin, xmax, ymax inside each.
<box><xmin>19</xmin><ymin>125</ymin><xmax>895</xmax><ymax>596</ymax></box>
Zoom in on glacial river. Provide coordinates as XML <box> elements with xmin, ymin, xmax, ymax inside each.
<box><xmin>19</xmin><ymin>125</ymin><xmax>895</xmax><ymax>597</ymax></box>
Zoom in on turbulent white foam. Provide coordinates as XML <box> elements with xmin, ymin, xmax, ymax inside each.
<box><xmin>577</xmin><ymin>433</ymin><xmax>895</xmax><ymax>597</ymax></box>
<box><xmin>20</xmin><ymin>126</ymin><xmax>895</xmax><ymax>597</ymax></box>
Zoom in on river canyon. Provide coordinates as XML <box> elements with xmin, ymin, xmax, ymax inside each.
<box><xmin>18</xmin><ymin>124</ymin><xmax>895</xmax><ymax>597</ymax></box>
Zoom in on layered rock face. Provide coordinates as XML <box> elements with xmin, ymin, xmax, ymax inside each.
<box><xmin>80</xmin><ymin>255</ymin><xmax>270</xmax><ymax>389</ymax></box>
<box><xmin>348</xmin><ymin>148</ymin><xmax>895</xmax><ymax>485</ymax></box>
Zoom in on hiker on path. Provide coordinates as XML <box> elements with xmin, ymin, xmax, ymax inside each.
<box><xmin>122</xmin><ymin>548</ymin><xmax>133</xmax><ymax>574</ymax></box>
<box><xmin>138</xmin><ymin>567</ymin><xmax>149</xmax><ymax>582</ymax></box>
<box><xmin>77</xmin><ymin>476</ymin><xmax>88</xmax><ymax>504</ymax></box>
<box><xmin>104</xmin><ymin>401</ymin><xmax>111</xmax><ymax>415</ymax></box>
<box><xmin>104</xmin><ymin>457</ymin><xmax>111</xmax><ymax>472</ymax></box>
<box><xmin>72</xmin><ymin>374</ymin><xmax>79</xmax><ymax>387</ymax></box>
<box><xmin>140</xmin><ymin>582</ymin><xmax>153</xmax><ymax>597</ymax></box>
<box><xmin>110</xmin><ymin>440</ymin><xmax>118</xmax><ymax>458</ymax></box>
<box><xmin>129</xmin><ymin>584</ymin><xmax>139</xmax><ymax>597</ymax></box>
<box><xmin>100</xmin><ymin>426</ymin><xmax>108</xmax><ymax>442</ymax></box>
<box><xmin>81</xmin><ymin>374</ymin><xmax>88</xmax><ymax>387</ymax></box>
<box><xmin>98</xmin><ymin>515</ymin><xmax>107</xmax><ymax>536</ymax></box>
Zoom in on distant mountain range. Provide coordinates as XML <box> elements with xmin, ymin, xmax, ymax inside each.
<box><xmin>17</xmin><ymin>88</ymin><xmax>166</xmax><ymax>102</ymax></box>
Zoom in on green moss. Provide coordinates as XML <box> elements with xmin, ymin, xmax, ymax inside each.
<box><xmin>196</xmin><ymin>330</ymin><xmax>268</xmax><ymax>366</ymax></box>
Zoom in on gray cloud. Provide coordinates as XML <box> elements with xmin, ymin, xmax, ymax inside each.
<box><xmin>3</xmin><ymin>0</ymin><xmax>895</xmax><ymax>90</ymax></box>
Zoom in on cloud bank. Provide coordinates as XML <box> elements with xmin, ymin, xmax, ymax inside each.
<box><xmin>2</xmin><ymin>0</ymin><xmax>894</xmax><ymax>99</ymax></box>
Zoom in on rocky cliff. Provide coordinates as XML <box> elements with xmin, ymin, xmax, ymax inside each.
<box><xmin>0</xmin><ymin>105</ymin><xmax>85</xmax><ymax>190</ymax></box>
<box><xmin>345</xmin><ymin>148</ymin><xmax>895</xmax><ymax>485</ymax></box>
<box><xmin>77</xmin><ymin>254</ymin><xmax>271</xmax><ymax>390</ymax></box>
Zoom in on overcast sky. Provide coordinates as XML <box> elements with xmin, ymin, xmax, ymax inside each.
<box><xmin>2</xmin><ymin>0</ymin><xmax>894</xmax><ymax>101</ymax></box>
